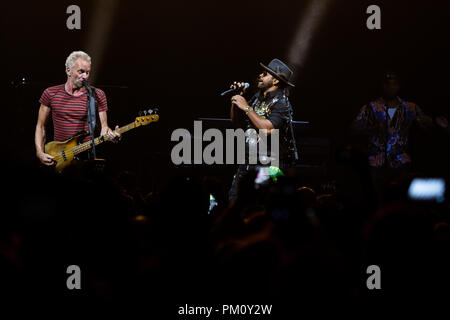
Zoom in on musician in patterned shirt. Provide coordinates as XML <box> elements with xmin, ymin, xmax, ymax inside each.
<box><xmin>353</xmin><ymin>71</ymin><xmax>432</xmax><ymax>203</ymax></box>
<box><xmin>228</xmin><ymin>58</ymin><xmax>297</xmax><ymax>201</ymax></box>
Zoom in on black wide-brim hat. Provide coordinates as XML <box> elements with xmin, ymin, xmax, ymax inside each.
<box><xmin>260</xmin><ymin>58</ymin><xmax>295</xmax><ymax>88</ymax></box>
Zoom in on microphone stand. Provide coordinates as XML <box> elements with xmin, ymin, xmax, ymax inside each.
<box><xmin>285</xmin><ymin>90</ymin><xmax>299</xmax><ymax>166</ymax></box>
<box><xmin>84</xmin><ymin>81</ymin><xmax>97</xmax><ymax>159</ymax></box>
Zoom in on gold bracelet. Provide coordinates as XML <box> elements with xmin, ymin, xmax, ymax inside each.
<box><xmin>245</xmin><ymin>106</ymin><xmax>252</xmax><ymax>115</ymax></box>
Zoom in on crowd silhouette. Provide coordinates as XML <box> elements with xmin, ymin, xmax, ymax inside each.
<box><xmin>1</xmin><ymin>116</ymin><xmax>449</xmax><ymax>312</ymax></box>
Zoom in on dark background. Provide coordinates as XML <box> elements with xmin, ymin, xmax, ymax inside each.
<box><xmin>3</xmin><ymin>0</ymin><xmax>450</xmax><ymax>190</ymax></box>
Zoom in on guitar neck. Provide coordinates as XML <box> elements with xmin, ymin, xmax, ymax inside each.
<box><xmin>73</xmin><ymin>122</ymin><xmax>136</xmax><ymax>155</ymax></box>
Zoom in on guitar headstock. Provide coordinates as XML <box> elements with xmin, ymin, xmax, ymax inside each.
<box><xmin>135</xmin><ymin>108</ymin><xmax>159</xmax><ymax>127</ymax></box>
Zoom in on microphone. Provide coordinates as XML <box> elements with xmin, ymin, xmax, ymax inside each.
<box><xmin>220</xmin><ymin>83</ymin><xmax>249</xmax><ymax>96</ymax></box>
<box><xmin>82</xmin><ymin>79</ymin><xmax>90</xmax><ymax>88</ymax></box>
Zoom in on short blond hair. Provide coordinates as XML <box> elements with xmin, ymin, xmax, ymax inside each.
<box><xmin>65</xmin><ymin>51</ymin><xmax>91</xmax><ymax>71</ymax></box>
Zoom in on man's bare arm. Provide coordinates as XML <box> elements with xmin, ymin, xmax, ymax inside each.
<box><xmin>246</xmin><ymin>109</ymin><xmax>275</xmax><ymax>133</ymax></box>
<box><xmin>99</xmin><ymin>110</ymin><xmax>121</xmax><ymax>142</ymax></box>
<box><xmin>231</xmin><ymin>104</ymin><xmax>245</xmax><ymax>125</ymax></box>
<box><xmin>231</xmin><ymin>95</ymin><xmax>275</xmax><ymax>134</ymax></box>
<box><xmin>35</xmin><ymin>104</ymin><xmax>55</xmax><ymax>165</ymax></box>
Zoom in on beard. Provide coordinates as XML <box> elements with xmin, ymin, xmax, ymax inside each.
<box><xmin>258</xmin><ymin>80</ymin><xmax>272</xmax><ymax>90</ymax></box>
<box><xmin>71</xmin><ymin>77</ymin><xmax>83</xmax><ymax>89</ymax></box>
<box><xmin>257</xmin><ymin>79</ymin><xmax>272</xmax><ymax>91</ymax></box>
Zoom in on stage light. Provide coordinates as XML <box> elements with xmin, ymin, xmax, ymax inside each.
<box><xmin>85</xmin><ymin>0</ymin><xmax>120</xmax><ymax>83</ymax></box>
<box><xmin>288</xmin><ymin>0</ymin><xmax>332</xmax><ymax>76</ymax></box>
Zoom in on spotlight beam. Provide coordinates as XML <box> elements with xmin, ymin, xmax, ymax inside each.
<box><xmin>85</xmin><ymin>0</ymin><xmax>119</xmax><ymax>84</ymax></box>
<box><xmin>288</xmin><ymin>0</ymin><xmax>332</xmax><ymax>77</ymax></box>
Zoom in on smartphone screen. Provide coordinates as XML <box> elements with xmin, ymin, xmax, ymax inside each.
<box><xmin>208</xmin><ymin>194</ymin><xmax>218</xmax><ymax>214</ymax></box>
<box><xmin>408</xmin><ymin>178</ymin><xmax>446</xmax><ymax>203</ymax></box>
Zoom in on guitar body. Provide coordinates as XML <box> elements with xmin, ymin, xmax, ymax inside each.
<box><xmin>44</xmin><ymin>131</ymin><xmax>88</xmax><ymax>172</ymax></box>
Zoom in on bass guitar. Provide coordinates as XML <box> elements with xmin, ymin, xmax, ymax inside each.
<box><xmin>44</xmin><ymin>110</ymin><xmax>159</xmax><ymax>172</ymax></box>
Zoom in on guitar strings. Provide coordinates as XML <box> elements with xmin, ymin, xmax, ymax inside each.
<box><xmin>52</xmin><ymin>143</ymin><xmax>96</xmax><ymax>162</ymax></box>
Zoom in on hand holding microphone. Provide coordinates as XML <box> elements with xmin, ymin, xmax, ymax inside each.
<box><xmin>220</xmin><ymin>81</ymin><xmax>249</xmax><ymax>96</ymax></box>
<box><xmin>228</xmin><ymin>81</ymin><xmax>251</xmax><ymax>114</ymax></box>
<box><xmin>231</xmin><ymin>95</ymin><xmax>251</xmax><ymax>112</ymax></box>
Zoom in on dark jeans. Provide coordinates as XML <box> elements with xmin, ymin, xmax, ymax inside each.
<box><xmin>228</xmin><ymin>158</ymin><xmax>290</xmax><ymax>202</ymax></box>
<box><xmin>228</xmin><ymin>164</ymin><xmax>259</xmax><ymax>202</ymax></box>
<box><xmin>369</xmin><ymin>164</ymin><xmax>411</xmax><ymax>205</ymax></box>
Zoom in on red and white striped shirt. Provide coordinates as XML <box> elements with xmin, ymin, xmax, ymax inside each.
<box><xmin>39</xmin><ymin>84</ymin><xmax>108</xmax><ymax>142</ymax></box>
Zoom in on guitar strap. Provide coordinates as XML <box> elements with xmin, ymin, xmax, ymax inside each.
<box><xmin>85</xmin><ymin>86</ymin><xmax>97</xmax><ymax>159</ymax></box>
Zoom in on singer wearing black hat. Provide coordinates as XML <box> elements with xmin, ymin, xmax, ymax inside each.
<box><xmin>228</xmin><ymin>58</ymin><xmax>298</xmax><ymax>202</ymax></box>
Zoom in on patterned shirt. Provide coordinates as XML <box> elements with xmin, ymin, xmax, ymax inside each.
<box><xmin>39</xmin><ymin>84</ymin><xmax>108</xmax><ymax>142</ymax></box>
<box><xmin>244</xmin><ymin>89</ymin><xmax>296</xmax><ymax>166</ymax></box>
<box><xmin>354</xmin><ymin>97</ymin><xmax>430</xmax><ymax>168</ymax></box>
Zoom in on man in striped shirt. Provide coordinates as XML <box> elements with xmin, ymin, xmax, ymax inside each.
<box><xmin>35</xmin><ymin>51</ymin><xmax>120</xmax><ymax>166</ymax></box>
